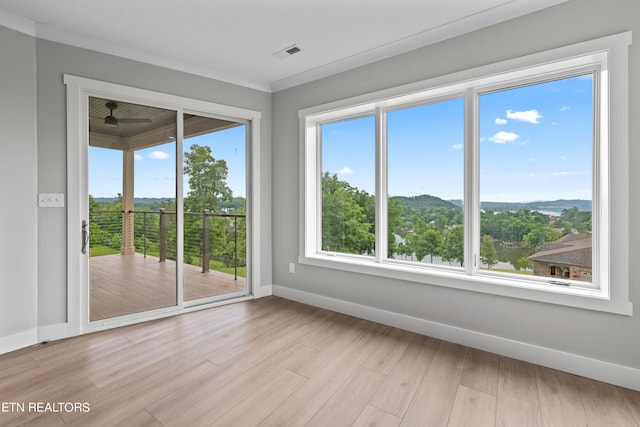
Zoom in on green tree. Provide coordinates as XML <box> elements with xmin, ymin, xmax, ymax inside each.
<box><xmin>183</xmin><ymin>144</ymin><xmax>232</xmax><ymax>212</ymax></box>
<box><xmin>321</xmin><ymin>173</ymin><xmax>374</xmax><ymax>254</ymax></box>
<box><xmin>88</xmin><ymin>194</ymin><xmax>123</xmax><ymax>253</ymax></box>
<box><xmin>480</xmin><ymin>234</ymin><xmax>498</xmax><ymax>269</ymax></box>
<box><xmin>407</xmin><ymin>219</ymin><xmax>443</xmax><ymax>263</ymax></box>
<box><xmin>443</xmin><ymin>225</ymin><xmax>464</xmax><ymax>266</ymax></box>
<box><xmin>516</xmin><ymin>255</ymin><xmax>532</xmax><ymax>270</ymax></box>
<box><xmin>560</xmin><ymin>207</ymin><xmax>592</xmax><ymax>234</ymax></box>
<box><xmin>522</xmin><ymin>225</ymin><xmax>562</xmax><ymax>249</ymax></box>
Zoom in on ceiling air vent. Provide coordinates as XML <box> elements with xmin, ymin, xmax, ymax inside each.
<box><xmin>273</xmin><ymin>44</ymin><xmax>302</xmax><ymax>60</ymax></box>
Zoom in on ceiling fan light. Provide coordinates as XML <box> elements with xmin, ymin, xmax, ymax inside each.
<box><xmin>104</xmin><ymin>115</ymin><xmax>118</xmax><ymax>128</ymax></box>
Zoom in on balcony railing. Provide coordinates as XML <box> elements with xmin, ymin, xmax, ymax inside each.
<box><xmin>88</xmin><ymin>209</ymin><xmax>246</xmax><ymax>279</ymax></box>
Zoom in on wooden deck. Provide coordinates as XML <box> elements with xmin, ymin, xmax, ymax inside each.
<box><xmin>90</xmin><ymin>253</ymin><xmax>246</xmax><ymax>321</ymax></box>
<box><xmin>0</xmin><ymin>297</ymin><xmax>639</xmax><ymax>426</ymax></box>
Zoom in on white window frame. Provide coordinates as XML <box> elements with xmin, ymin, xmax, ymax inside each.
<box><xmin>299</xmin><ymin>32</ymin><xmax>632</xmax><ymax>315</ymax></box>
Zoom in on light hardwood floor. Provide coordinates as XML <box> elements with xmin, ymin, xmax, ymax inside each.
<box><xmin>1</xmin><ymin>297</ymin><xmax>639</xmax><ymax>426</ymax></box>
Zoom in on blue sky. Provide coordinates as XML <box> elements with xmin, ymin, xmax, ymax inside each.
<box><xmin>90</xmin><ymin>74</ymin><xmax>592</xmax><ymax>203</ymax></box>
<box><xmin>321</xmin><ymin>74</ymin><xmax>594</xmax><ymax>202</ymax></box>
<box><xmin>89</xmin><ymin>124</ymin><xmax>246</xmax><ymax>199</ymax></box>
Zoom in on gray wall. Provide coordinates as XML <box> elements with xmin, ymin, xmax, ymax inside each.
<box><xmin>0</xmin><ymin>26</ymin><xmax>38</xmax><ymax>339</ymax></box>
<box><xmin>272</xmin><ymin>0</ymin><xmax>640</xmax><ymax>369</ymax></box>
<box><xmin>35</xmin><ymin>39</ymin><xmax>272</xmax><ymax>326</ymax></box>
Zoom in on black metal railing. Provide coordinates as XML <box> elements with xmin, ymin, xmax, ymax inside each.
<box><xmin>88</xmin><ymin>209</ymin><xmax>246</xmax><ymax>279</ymax></box>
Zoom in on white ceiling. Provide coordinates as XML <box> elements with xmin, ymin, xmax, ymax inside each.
<box><xmin>0</xmin><ymin>0</ymin><xmax>566</xmax><ymax>92</ymax></box>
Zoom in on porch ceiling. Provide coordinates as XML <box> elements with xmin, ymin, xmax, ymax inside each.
<box><xmin>89</xmin><ymin>97</ymin><xmax>239</xmax><ymax>150</ymax></box>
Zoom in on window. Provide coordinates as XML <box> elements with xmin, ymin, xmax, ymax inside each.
<box><xmin>321</xmin><ymin>116</ymin><xmax>376</xmax><ymax>256</ymax></box>
<box><xmin>478</xmin><ymin>74</ymin><xmax>594</xmax><ymax>282</ymax></box>
<box><xmin>387</xmin><ymin>98</ymin><xmax>465</xmax><ymax>267</ymax></box>
<box><xmin>299</xmin><ymin>33</ymin><xmax>631</xmax><ymax>314</ymax></box>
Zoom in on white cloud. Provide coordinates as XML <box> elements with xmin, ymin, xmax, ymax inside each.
<box><xmin>489</xmin><ymin>131</ymin><xmax>519</xmax><ymax>144</ymax></box>
<box><xmin>495</xmin><ymin>118</ymin><xmax>508</xmax><ymax>125</ymax></box>
<box><xmin>560</xmin><ymin>105</ymin><xmax>570</xmax><ymax>111</ymax></box>
<box><xmin>552</xmin><ymin>171</ymin><xmax>575</xmax><ymax>176</ymax></box>
<box><xmin>134</xmin><ymin>154</ymin><xmax>143</xmax><ymax>161</ymax></box>
<box><xmin>148</xmin><ymin>151</ymin><xmax>170</xmax><ymax>160</ymax></box>
<box><xmin>452</xmin><ymin>144</ymin><xmax>463</xmax><ymax>150</ymax></box>
<box><xmin>506</xmin><ymin>109</ymin><xmax>542</xmax><ymax>124</ymax></box>
<box><xmin>337</xmin><ymin>166</ymin><xmax>353</xmax><ymax>175</ymax></box>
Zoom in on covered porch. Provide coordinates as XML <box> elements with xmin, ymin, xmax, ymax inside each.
<box><xmin>89</xmin><ymin>253</ymin><xmax>246</xmax><ymax>321</ymax></box>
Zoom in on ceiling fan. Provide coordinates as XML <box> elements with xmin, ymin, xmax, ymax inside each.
<box><xmin>102</xmin><ymin>101</ymin><xmax>152</xmax><ymax>128</ymax></box>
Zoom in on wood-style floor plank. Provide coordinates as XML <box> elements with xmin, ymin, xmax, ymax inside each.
<box><xmin>623</xmin><ymin>388</ymin><xmax>640</xmax><ymax>425</ymax></box>
<box><xmin>306</xmin><ymin>366</ymin><xmax>386</xmax><ymax>427</ymax></box>
<box><xmin>0</xmin><ymin>296</ymin><xmax>638</xmax><ymax>427</ymax></box>
<box><xmin>362</xmin><ymin>327</ymin><xmax>414</xmax><ymax>375</ymax></box>
<box><xmin>573</xmin><ymin>375</ymin><xmax>638</xmax><ymax>426</ymax></box>
<box><xmin>65</xmin><ymin>354</ymin><xmax>217</xmax><ymax>426</ymax></box>
<box><xmin>461</xmin><ymin>348</ymin><xmax>500</xmax><ymax>395</ymax></box>
<box><xmin>147</xmin><ymin>340</ymin><xmax>304</xmax><ymax>424</ymax></box>
<box><xmin>496</xmin><ymin>356</ymin><xmax>543</xmax><ymax>427</ymax></box>
<box><xmin>208</xmin><ymin>370</ymin><xmax>307</xmax><ymax>427</ymax></box>
<box><xmin>400</xmin><ymin>341</ymin><xmax>469</xmax><ymax>427</ymax></box>
<box><xmin>258</xmin><ymin>322</ymin><xmax>388</xmax><ymax>427</ymax></box>
<box><xmin>369</xmin><ymin>334</ymin><xmax>439</xmax><ymax>417</ymax></box>
<box><xmin>447</xmin><ymin>384</ymin><xmax>497</xmax><ymax>427</ymax></box>
<box><xmin>535</xmin><ymin>365</ymin><xmax>590</xmax><ymax>427</ymax></box>
<box><xmin>352</xmin><ymin>405</ymin><xmax>402</xmax><ymax>427</ymax></box>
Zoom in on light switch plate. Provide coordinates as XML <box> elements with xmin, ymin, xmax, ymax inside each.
<box><xmin>38</xmin><ymin>193</ymin><xmax>65</xmax><ymax>207</ymax></box>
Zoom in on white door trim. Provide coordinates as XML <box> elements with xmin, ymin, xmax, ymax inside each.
<box><xmin>64</xmin><ymin>74</ymin><xmax>263</xmax><ymax>336</ymax></box>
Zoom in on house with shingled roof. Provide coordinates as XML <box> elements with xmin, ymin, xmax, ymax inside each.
<box><xmin>529</xmin><ymin>234</ymin><xmax>592</xmax><ymax>283</ymax></box>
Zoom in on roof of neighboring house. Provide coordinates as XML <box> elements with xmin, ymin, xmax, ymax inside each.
<box><xmin>528</xmin><ymin>234</ymin><xmax>592</xmax><ymax>267</ymax></box>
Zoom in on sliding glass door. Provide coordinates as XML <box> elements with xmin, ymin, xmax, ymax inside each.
<box><xmin>86</xmin><ymin>98</ymin><xmax>249</xmax><ymax>322</ymax></box>
<box><xmin>182</xmin><ymin>113</ymin><xmax>249</xmax><ymax>304</ymax></box>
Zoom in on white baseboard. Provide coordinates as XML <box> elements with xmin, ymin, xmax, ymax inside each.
<box><xmin>8</xmin><ymin>291</ymin><xmax>274</xmax><ymax>353</ymax></box>
<box><xmin>254</xmin><ymin>284</ymin><xmax>273</xmax><ymax>298</ymax></box>
<box><xmin>0</xmin><ymin>328</ymin><xmax>37</xmax><ymax>355</ymax></box>
<box><xmin>272</xmin><ymin>285</ymin><xmax>640</xmax><ymax>392</ymax></box>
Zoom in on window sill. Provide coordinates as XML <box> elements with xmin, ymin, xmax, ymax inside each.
<box><xmin>299</xmin><ymin>253</ymin><xmax>633</xmax><ymax>316</ymax></box>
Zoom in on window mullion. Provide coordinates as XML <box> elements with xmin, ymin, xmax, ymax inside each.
<box><xmin>464</xmin><ymin>89</ymin><xmax>479</xmax><ymax>274</ymax></box>
<box><xmin>593</xmin><ymin>66</ymin><xmax>606</xmax><ymax>292</ymax></box>
<box><xmin>315</xmin><ymin>123</ymin><xmax>323</xmax><ymax>254</ymax></box>
<box><xmin>376</xmin><ymin>107</ymin><xmax>388</xmax><ymax>263</ymax></box>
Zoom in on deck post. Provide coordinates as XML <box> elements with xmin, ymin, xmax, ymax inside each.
<box><xmin>159</xmin><ymin>208</ymin><xmax>167</xmax><ymax>262</ymax></box>
<box><xmin>202</xmin><ymin>210</ymin><xmax>210</xmax><ymax>272</ymax></box>
<box><xmin>121</xmin><ymin>149</ymin><xmax>135</xmax><ymax>255</ymax></box>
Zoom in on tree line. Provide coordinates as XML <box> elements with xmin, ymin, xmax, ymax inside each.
<box><xmin>321</xmin><ymin>173</ymin><xmax>592</xmax><ymax>270</ymax></box>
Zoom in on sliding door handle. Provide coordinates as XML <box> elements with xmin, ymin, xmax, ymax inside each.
<box><xmin>82</xmin><ymin>220</ymin><xmax>89</xmax><ymax>254</ymax></box>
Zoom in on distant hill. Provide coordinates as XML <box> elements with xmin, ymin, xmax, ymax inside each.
<box><xmin>218</xmin><ymin>197</ymin><xmax>246</xmax><ymax>210</ymax></box>
<box><xmin>393</xmin><ymin>194</ymin><xmax>460</xmax><ymax>210</ymax></box>
<box><xmin>93</xmin><ymin>197</ymin><xmax>174</xmax><ymax>206</ymax></box>
<box><xmin>448</xmin><ymin>199</ymin><xmax>591</xmax><ymax>213</ymax></box>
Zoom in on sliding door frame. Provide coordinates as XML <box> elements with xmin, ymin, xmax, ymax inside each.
<box><xmin>65</xmin><ymin>75</ymin><xmax>262</xmax><ymax>335</ymax></box>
